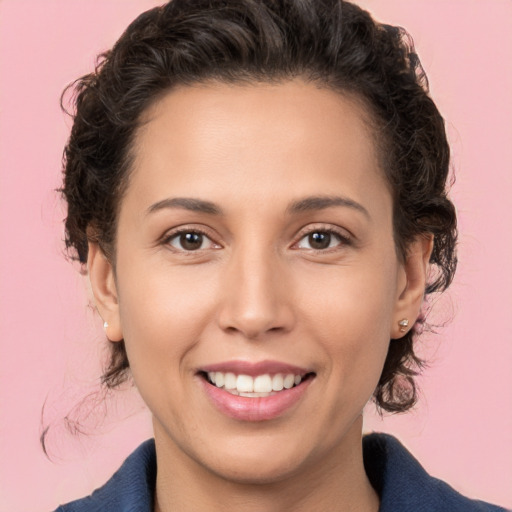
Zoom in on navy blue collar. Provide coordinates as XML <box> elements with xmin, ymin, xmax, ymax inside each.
<box><xmin>363</xmin><ymin>433</ymin><xmax>506</xmax><ymax>511</ymax></box>
<box><xmin>56</xmin><ymin>433</ymin><xmax>507</xmax><ymax>511</ymax></box>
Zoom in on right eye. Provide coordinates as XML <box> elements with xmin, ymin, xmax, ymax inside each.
<box><xmin>165</xmin><ymin>230</ymin><xmax>218</xmax><ymax>252</ymax></box>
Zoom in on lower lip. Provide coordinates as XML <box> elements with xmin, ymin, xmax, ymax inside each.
<box><xmin>199</xmin><ymin>377</ymin><xmax>313</xmax><ymax>422</ymax></box>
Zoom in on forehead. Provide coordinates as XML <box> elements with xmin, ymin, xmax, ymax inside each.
<box><xmin>125</xmin><ymin>79</ymin><xmax>389</xmax><ymax>217</ymax></box>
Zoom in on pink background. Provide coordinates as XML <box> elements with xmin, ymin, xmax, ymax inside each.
<box><xmin>1</xmin><ymin>1</ymin><xmax>511</xmax><ymax>510</ymax></box>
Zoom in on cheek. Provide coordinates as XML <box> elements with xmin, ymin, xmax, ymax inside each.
<box><xmin>310</xmin><ymin>295</ymin><xmax>391</xmax><ymax>389</ymax></box>
<box><xmin>115</xmin><ymin>261</ymin><xmax>220</xmax><ymax>388</ymax></box>
<box><xmin>298</xmin><ymin>259</ymin><xmax>398</xmax><ymax>392</ymax></box>
<box><xmin>299</xmin><ymin>255</ymin><xmax>398</xmax><ymax>338</ymax></box>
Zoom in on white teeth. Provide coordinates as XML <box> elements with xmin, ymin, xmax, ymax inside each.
<box><xmin>238</xmin><ymin>391</ymin><xmax>274</xmax><ymax>397</ymax></box>
<box><xmin>214</xmin><ymin>372</ymin><xmax>224</xmax><ymax>387</ymax></box>
<box><xmin>236</xmin><ymin>374</ymin><xmax>254</xmax><ymax>392</ymax></box>
<box><xmin>272</xmin><ymin>374</ymin><xmax>284</xmax><ymax>391</ymax></box>
<box><xmin>224</xmin><ymin>372</ymin><xmax>237</xmax><ymax>390</ymax></box>
<box><xmin>283</xmin><ymin>374</ymin><xmax>295</xmax><ymax>389</ymax></box>
<box><xmin>207</xmin><ymin>371</ymin><xmax>307</xmax><ymax>394</ymax></box>
<box><xmin>254</xmin><ymin>374</ymin><xmax>272</xmax><ymax>393</ymax></box>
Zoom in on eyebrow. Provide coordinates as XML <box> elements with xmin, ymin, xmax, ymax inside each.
<box><xmin>146</xmin><ymin>194</ymin><xmax>369</xmax><ymax>218</ymax></box>
<box><xmin>287</xmin><ymin>195</ymin><xmax>370</xmax><ymax>218</ymax></box>
<box><xmin>146</xmin><ymin>197</ymin><xmax>222</xmax><ymax>216</ymax></box>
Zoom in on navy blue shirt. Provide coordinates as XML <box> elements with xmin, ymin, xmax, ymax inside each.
<box><xmin>54</xmin><ymin>433</ymin><xmax>508</xmax><ymax>511</ymax></box>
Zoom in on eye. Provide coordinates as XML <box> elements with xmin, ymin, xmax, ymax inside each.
<box><xmin>165</xmin><ymin>230</ymin><xmax>218</xmax><ymax>251</ymax></box>
<box><xmin>296</xmin><ymin>230</ymin><xmax>349</xmax><ymax>250</ymax></box>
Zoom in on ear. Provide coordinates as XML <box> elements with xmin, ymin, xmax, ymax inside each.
<box><xmin>391</xmin><ymin>234</ymin><xmax>434</xmax><ymax>339</ymax></box>
<box><xmin>87</xmin><ymin>241</ymin><xmax>123</xmax><ymax>342</ymax></box>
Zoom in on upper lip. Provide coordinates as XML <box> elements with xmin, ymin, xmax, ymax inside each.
<box><xmin>199</xmin><ymin>360</ymin><xmax>312</xmax><ymax>377</ymax></box>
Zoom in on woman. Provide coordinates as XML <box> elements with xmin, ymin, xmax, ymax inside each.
<box><xmin>48</xmin><ymin>0</ymin><xmax>506</xmax><ymax>510</ymax></box>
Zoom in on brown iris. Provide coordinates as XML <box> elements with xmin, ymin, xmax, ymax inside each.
<box><xmin>180</xmin><ymin>232</ymin><xmax>203</xmax><ymax>250</ymax></box>
<box><xmin>308</xmin><ymin>232</ymin><xmax>332</xmax><ymax>250</ymax></box>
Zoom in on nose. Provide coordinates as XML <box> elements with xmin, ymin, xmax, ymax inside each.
<box><xmin>216</xmin><ymin>243</ymin><xmax>295</xmax><ymax>340</ymax></box>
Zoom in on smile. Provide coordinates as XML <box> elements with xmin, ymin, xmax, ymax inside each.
<box><xmin>198</xmin><ymin>361</ymin><xmax>315</xmax><ymax>421</ymax></box>
<box><xmin>206</xmin><ymin>372</ymin><xmax>305</xmax><ymax>397</ymax></box>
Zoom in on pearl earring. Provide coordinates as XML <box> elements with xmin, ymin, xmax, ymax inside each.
<box><xmin>398</xmin><ymin>318</ymin><xmax>409</xmax><ymax>333</ymax></box>
<box><xmin>103</xmin><ymin>321</ymin><xmax>109</xmax><ymax>330</ymax></box>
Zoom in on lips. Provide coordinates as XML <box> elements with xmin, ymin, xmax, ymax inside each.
<box><xmin>197</xmin><ymin>360</ymin><xmax>315</xmax><ymax>421</ymax></box>
<box><xmin>201</xmin><ymin>360</ymin><xmax>310</xmax><ymax>377</ymax></box>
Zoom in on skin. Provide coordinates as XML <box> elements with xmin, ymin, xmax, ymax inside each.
<box><xmin>88</xmin><ymin>79</ymin><xmax>432</xmax><ymax>512</ymax></box>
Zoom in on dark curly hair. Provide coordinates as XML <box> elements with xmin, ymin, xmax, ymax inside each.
<box><xmin>61</xmin><ymin>0</ymin><xmax>457</xmax><ymax>413</ymax></box>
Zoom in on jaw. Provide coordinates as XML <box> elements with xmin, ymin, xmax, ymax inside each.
<box><xmin>151</xmin><ymin>413</ymin><xmax>373</xmax><ymax>512</ymax></box>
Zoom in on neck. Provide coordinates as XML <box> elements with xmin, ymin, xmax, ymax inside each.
<box><xmin>153</xmin><ymin>416</ymin><xmax>379</xmax><ymax>512</ymax></box>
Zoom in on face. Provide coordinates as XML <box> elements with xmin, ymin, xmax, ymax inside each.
<box><xmin>90</xmin><ymin>80</ymin><xmax>427</xmax><ymax>484</ymax></box>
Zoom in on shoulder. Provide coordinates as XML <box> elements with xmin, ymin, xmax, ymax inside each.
<box><xmin>52</xmin><ymin>434</ymin><xmax>508</xmax><ymax>512</ymax></box>
<box><xmin>53</xmin><ymin>438</ymin><xmax>156</xmax><ymax>512</ymax></box>
<box><xmin>363</xmin><ymin>433</ymin><xmax>509</xmax><ymax>512</ymax></box>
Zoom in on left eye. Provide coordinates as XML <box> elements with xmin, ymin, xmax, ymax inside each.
<box><xmin>296</xmin><ymin>231</ymin><xmax>345</xmax><ymax>250</ymax></box>
<box><xmin>167</xmin><ymin>231</ymin><xmax>215</xmax><ymax>251</ymax></box>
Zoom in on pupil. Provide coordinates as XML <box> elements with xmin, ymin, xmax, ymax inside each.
<box><xmin>180</xmin><ymin>232</ymin><xmax>202</xmax><ymax>250</ymax></box>
<box><xmin>309</xmin><ymin>232</ymin><xmax>330</xmax><ymax>249</ymax></box>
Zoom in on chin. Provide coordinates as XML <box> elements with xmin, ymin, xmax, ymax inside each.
<box><xmin>204</xmin><ymin>451</ymin><xmax>310</xmax><ymax>485</ymax></box>
<box><xmin>194</xmin><ymin>428</ymin><xmax>329</xmax><ymax>486</ymax></box>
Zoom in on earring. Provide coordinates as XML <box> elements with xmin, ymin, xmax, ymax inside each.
<box><xmin>103</xmin><ymin>321</ymin><xmax>109</xmax><ymax>330</ymax></box>
<box><xmin>398</xmin><ymin>318</ymin><xmax>409</xmax><ymax>333</ymax></box>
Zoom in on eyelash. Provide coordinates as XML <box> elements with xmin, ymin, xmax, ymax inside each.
<box><xmin>293</xmin><ymin>226</ymin><xmax>352</xmax><ymax>252</ymax></box>
<box><xmin>161</xmin><ymin>225</ymin><xmax>352</xmax><ymax>253</ymax></box>
<box><xmin>162</xmin><ymin>227</ymin><xmax>219</xmax><ymax>252</ymax></box>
